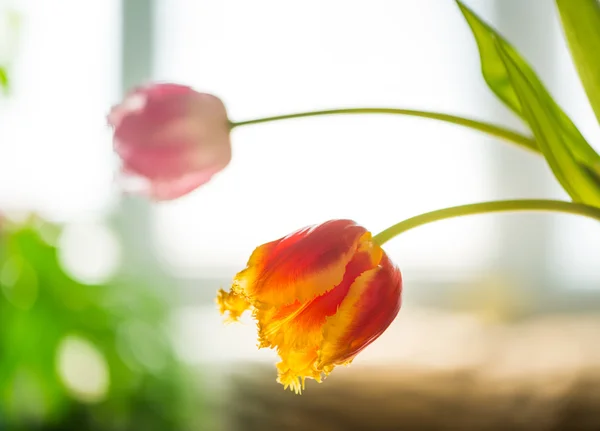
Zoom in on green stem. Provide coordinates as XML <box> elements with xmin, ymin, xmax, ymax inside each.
<box><xmin>372</xmin><ymin>199</ymin><xmax>600</xmax><ymax>246</ymax></box>
<box><xmin>231</xmin><ymin>108</ymin><xmax>539</xmax><ymax>154</ymax></box>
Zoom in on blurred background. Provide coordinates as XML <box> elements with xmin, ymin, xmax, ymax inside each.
<box><xmin>0</xmin><ymin>0</ymin><xmax>599</xmax><ymax>430</ymax></box>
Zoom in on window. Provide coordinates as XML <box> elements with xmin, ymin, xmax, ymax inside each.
<box><xmin>0</xmin><ymin>0</ymin><xmax>120</xmax><ymax>222</ymax></box>
<box><xmin>146</xmin><ymin>0</ymin><xmax>599</xmax><ymax>366</ymax></box>
<box><xmin>550</xmin><ymin>21</ymin><xmax>600</xmax><ymax>289</ymax></box>
<box><xmin>152</xmin><ymin>0</ymin><xmax>497</xmax><ymax>281</ymax></box>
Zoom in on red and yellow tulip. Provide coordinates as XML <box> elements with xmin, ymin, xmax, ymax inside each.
<box><xmin>217</xmin><ymin>219</ymin><xmax>402</xmax><ymax>393</ymax></box>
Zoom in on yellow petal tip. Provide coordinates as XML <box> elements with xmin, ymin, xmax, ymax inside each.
<box><xmin>216</xmin><ymin>288</ymin><xmax>250</xmax><ymax>322</ymax></box>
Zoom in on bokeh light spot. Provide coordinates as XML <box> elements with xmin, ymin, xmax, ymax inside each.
<box><xmin>57</xmin><ymin>221</ymin><xmax>121</xmax><ymax>284</ymax></box>
<box><xmin>56</xmin><ymin>335</ymin><xmax>109</xmax><ymax>403</ymax></box>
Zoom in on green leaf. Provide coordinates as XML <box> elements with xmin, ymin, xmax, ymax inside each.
<box><xmin>456</xmin><ymin>0</ymin><xmax>600</xmax><ymax>176</ymax></box>
<box><xmin>497</xmin><ymin>40</ymin><xmax>600</xmax><ymax>206</ymax></box>
<box><xmin>557</xmin><ymin>0</ymin><xmax>600</xmax><ymax>126</ymax></box>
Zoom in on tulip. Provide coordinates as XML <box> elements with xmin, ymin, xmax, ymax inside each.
<box><xmin>107</xmin><ymin>83</ymin><xmax>231</xmax><ymax>201</ymax></box>
<box><xmin>217</xmin><ymin>219</ymin><xmax>402</xmax><ymax>393</ymax></box>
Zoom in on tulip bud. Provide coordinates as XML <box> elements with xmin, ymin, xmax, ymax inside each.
<box><xmin>217</xmin><ymin>219</ymin><xmax>402</xmax><ymax>393</ymax></box>
<box><xmin>108</xmin><ymin>83</ymin><xmax>231</xmax><ymax>201</ymax></box>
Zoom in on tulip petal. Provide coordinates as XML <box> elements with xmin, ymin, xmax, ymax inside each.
<box><xmin>216</xmin><ymin>219</ymin><xmax>402</xmax><ymax>394</ymax></box>
<box><xmin>149</xmin><ymin>169</ymin><xmax>223</xmax><ymax>201</ymax></box>
<box><xmin>276</xmin><ymin>348</ymin><xmax>322</xmax><ymax>394</ymax></box>
<box><xmin>233</xmin><ymin>220</ymin><xmax>369</xmax><ymax>307</ymax></box>
<box><xmin>216</xmin><ymin>288</ymin><xmax>251</xmax><ymax>323</ymax></box>
<box><xmin>318</xmin><ymin>255</ymin><xmax>402</xmax><ymax>367</ymax></box>
<box><xmin>255</xmin><ymin>248</ymin><xmax>377</xmax><ymax>348</ymax></box>
<box><xmin>257</xmin><ymin>244</ymin><xmax>384</xmax><ymax>394</ymax></box>
<box><xmin>108</xmin><ymin>83</ymin><xmax>231</xmax><ymax>201</ymax></box>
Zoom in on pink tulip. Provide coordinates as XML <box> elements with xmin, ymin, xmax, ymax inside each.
<box><xmin>108</xmin><ymin>83</ymin><xmax>231</xmax><ymax>201</ymax></box>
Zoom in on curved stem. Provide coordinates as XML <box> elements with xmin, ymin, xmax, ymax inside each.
<box><xmin>231</xmin><ymin>108</ymin><xmax>539</xmax><ymax>154</ymax></box>
<box><xmin>372</xmin><ymin>199</ymin><xmax>600</xmax><ymax>246</ymax></box>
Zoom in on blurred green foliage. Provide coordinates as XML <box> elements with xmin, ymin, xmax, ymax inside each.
<box><xmin>0</xmin><ymin>216</ymin><xmax>205</xmax><ymax>431</ymax></box>
<box><xmin>0</xmin><ymin>6</ymin><xmax>21</xmax><ymax>95</ymax></box>
<box><xmin>0</xmin><ymin>67</ymin><xmax>7</xmax><ymax>93</ymax></box>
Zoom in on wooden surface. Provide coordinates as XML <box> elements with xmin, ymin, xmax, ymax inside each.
<box><xmin>216</xmin><ymin>313</ymin><xmax>600</xmax><ymax>431</ymax></box>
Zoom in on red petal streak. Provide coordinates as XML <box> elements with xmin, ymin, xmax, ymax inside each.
<box><xmin>234</xmin><ymin>220</ymin><xmax>369</xmax><ymax>307</ymax></box>
<box><xmin>318</xmin><ymin>254</ymin><xmax>402</xmax><ymax>367</ymax></box>
<box><xmin>256</xmin><ymin>249</ymin><xmax>379</xmax><ymax>351</ymax></box>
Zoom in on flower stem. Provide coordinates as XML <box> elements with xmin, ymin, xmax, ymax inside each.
<box><xmin>372</xmin><ymin>199</ymin><xmax>600</xmax><ymax>246</ymax></box>
<box><xmin>231</xmin><ymin>108</ymin><xmax>539</xmax><ymax>154</ymax></box>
